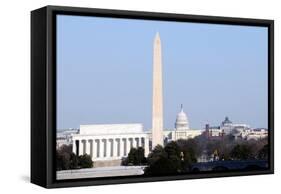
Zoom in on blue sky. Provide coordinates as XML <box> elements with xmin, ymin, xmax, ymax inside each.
<box><xmin>57</xmin><ymin>15</ymin><xmax>268</xmax><ymax>130</ymax></box>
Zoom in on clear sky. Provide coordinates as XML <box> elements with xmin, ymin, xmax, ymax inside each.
<box><xmin>57</xmin><ymin>14</ymin><xmax>268</xmax><ymax>130</ymax></box>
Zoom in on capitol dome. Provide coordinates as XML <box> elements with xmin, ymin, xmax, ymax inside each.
<box><xmin>175</xmin><ymin>104</ymin><xmax>190</xmax><ymax>130</ymax></box>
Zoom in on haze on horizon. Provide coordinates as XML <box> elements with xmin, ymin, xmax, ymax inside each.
<box><xmin>57</xmin><ymin>15</ymin><xmax>268</xmax><ymax>130</ymax></box>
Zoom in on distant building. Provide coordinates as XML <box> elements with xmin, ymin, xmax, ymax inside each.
<box><xmin>243</xmin><ymin>128</ymin><xmax>268</xmax><ymax>140</ymax></box>
<box><xmin>56</xmin><ymin>129</ymin><xmax>79</xmax><ymax>149</ymax></box>
<box><xmin>220</xmin><ymin>116</ymin><xmax>251</xmax><ymax>135</ymax></box>
<box><xmin>204</xmin><ymin>117</ymin><xmax>268</xmax><ymax>140</ymax></box>
<box><xmin>204</xmin><ymin>124</ymin><xmax>225</xmax><ymax>140</ymax></box>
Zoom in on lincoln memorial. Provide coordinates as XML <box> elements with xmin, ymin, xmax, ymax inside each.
<box><xmin>72</xmin><ymin>124</ymin><xmax>150</xmax><ymax>161</ymax></box>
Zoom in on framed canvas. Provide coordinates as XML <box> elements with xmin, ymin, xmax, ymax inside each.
<box><xmin>31</xmin><ymin>5</ymin><xmax>274</xmax><ymax>188</ymax></box>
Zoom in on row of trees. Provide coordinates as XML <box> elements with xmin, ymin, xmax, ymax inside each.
<box><xmin>122</xmin><ymin>135</ymin><xmax>268</xmax><ymax>175</ymax></box>
<box><xmin>229</xmin><ymin>143</ymin><xmax>268</xmax><ymax>160</ymax></box>
<box><xmin>201</xmin><ymin>135</ymin><xmax>268</xmax><ymax>161</ymax></box>
<box><xmin>56</xmin><ymin>145</ymin><xmax>93</xmax><ymax>171</ymax></box>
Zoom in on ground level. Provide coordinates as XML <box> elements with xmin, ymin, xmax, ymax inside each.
<box><xmin>56</xmin><ymin>166</ymin><xmax>145</xmax><ymax>180</ymax></box>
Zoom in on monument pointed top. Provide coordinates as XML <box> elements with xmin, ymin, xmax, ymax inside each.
<box><xmin>155</xmin><ymin>32</ymin><xmax>160</xmax><ymax>40</ymax></box>
<box><xmin>180</xmin><ymin>104</ymin><xmax>183</xmax><ymax>112</ymax></box>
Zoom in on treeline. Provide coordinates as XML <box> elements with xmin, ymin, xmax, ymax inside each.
<box><xmin>56</xmin><ymin>145</ymin><xmax>93</xmax><ymax>171</ymax></box>
<box><xmin>122</xmin><ymin>135</ymin><xmax>268</xmax><ymax>175</ymax></box>
<box><xmin>195</xmin><ymin>135</ymin><xmax>268</xmax><ymax>161</ymax></box>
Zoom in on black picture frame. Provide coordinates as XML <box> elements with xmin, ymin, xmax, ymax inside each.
<box><xmin>31</xmin><ymin>5</ymin><xmax>274</xmax><ymax>188</ymax></box>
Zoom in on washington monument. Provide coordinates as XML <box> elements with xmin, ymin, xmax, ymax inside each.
<box><xmin>152</xmin><ymin>32</ymin><xmax>164</xmax><ymax>148</ymax></box>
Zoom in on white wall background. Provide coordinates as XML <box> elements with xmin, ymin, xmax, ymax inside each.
<box><xmin>0</xmin><ymin>0</ymin><xmax>279</xmax><ymax>193</ymax></box>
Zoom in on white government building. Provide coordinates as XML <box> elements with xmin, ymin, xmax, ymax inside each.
<box><xmin>72</xmin><ymin>124</ymin><xmax>150</xmax><ymax>161</ymax></box>
<box><xmin>170</xmin><ymin>104</ymin><xmax>203</xmax><ymax>140</ymax></box>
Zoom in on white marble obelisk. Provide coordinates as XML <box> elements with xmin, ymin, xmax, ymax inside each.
<box><xmin>152</xmin><ymin>32</ymin><xmax>164</xmax><ymax>148</ymax></box>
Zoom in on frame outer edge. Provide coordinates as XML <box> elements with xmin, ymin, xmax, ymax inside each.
<box><xmin>33</xmin><ymin>5</ymin><xmax>274</xmax><ymax>188</ymax></box>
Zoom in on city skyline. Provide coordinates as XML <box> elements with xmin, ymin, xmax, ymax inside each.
<box><xmin>57</xmin><ymin>15</ymin><xmax>268</xmax><ymax>130</ymax></box>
